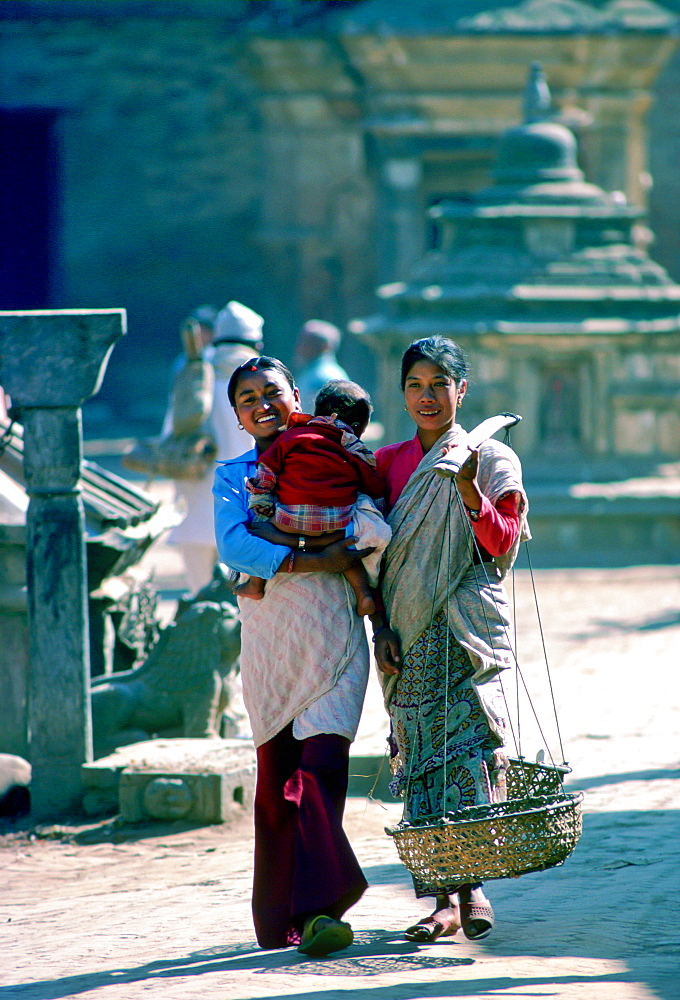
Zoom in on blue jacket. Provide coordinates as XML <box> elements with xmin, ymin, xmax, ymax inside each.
<box><xmin>213</xmin><ymin>449</ymin><xmax>290</xmax><ymax>579</ymax></box>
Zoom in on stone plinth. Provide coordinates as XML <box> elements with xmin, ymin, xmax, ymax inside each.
<box><xmin>0</xmin><ymin>415</ymin><xmax>179</xmax><ymax>763</ymax></box>
<box><xmin>0</xmin><ymin>308</ymin><xmax>126</xmax><ymax>820</ymax></box>
<box><xmin>81</xmin><ymin>738</ymin><xmax>257</xmax><ymax>824</ymax></box>
<box><xmin>522</xmin><ymin>473</ymin><xmax>680</xmax><ymax>567</ymax></box>
<box><xmin>119</xmin><ymin>772</ymin><xmax>241</xmax><ymax>825</ymax></box>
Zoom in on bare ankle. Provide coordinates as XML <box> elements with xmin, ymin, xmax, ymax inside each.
<box><xmin>234</xmin><ymin>579</ymin><xmax>265</xmax><ymax>601</ymax></box>
<box><xmin>355</xmin><ymin>593</ymin><xmax>376</xmax><ymax>617</ymax></box>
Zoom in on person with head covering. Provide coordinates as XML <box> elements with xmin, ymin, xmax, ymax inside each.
<box><xmin>294</xmin><ymin>320</ymin><xmax>349</xmax><ymax>412</ymax></box>
<box><xmin>165</xmin><ymin>301</ymin><xmax>264</xmax><ymax>593</ymax></box>
<box><xmin>210</xmin><ymin>300</ymin><xmax>265</xmax><ymax>463</ymax></box>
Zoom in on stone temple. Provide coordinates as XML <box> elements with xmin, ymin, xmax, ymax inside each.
<box><xmin>351</xmin><ymin>66</ymin><xmax>680</xmax><ymax>564</ymax></box>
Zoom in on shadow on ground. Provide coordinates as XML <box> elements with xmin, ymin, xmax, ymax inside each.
<box><xmin>0</xmin><ymin>935</ymin><xmax>635</xmax><ymax>1000</ymax></box>
<box><xmin>355</xmin><ymin>805</ymin><xmax>680</xmax><ymax>999</ymax></box>
<box><xmin>0</xmin><ymin>814</ymin><xmax>237</xmax><ymax>846</ymax></box>
<box><xmin>3</xmin><ymin>793</ymin><xmax>678</xmax><ymax>999</ymax></box>
<box><xmin>571</xmin><ymin>608</ymin><xmax>680</xmax><ymax>638</ymax></box>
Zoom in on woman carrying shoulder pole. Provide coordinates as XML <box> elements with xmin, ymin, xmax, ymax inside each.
<box><xmin>372</xmin><ymin>336</ymin><xmax>529</xmax><ymax>943</ymax></box>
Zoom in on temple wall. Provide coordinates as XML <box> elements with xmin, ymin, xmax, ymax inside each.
<box><xmin>0</xmin><ymin>3</ymin><xmax>678</xmax><ymax>434</ymax></box>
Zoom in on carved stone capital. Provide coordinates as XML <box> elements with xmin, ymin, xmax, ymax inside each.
<box><xmin>0</xmin><ymin>309</ymin><xmax>126</xmax><ymax>408</ymax></box>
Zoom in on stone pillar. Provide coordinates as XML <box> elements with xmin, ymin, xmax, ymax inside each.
<box><xmin>591</xmin><ymin>348</ymin><xmax>614</xmax><ymax>455</ymax></box>
<box><xmin>377</xmin><ymin>157</ymin><xmax>424</xmax><ymax>283</ymax></box>
<box><xmin>0</xmin><ymin>309</ymin><xmax>126</xmax><ymax>819</ymax></box>
<box><xmin>512</xmin><ymin>356</ymin><xmax>541</xmax><ymax>456</ymax></box>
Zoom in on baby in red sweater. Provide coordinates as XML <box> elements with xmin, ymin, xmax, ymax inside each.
<box><xmin>236</xmin><ymin>379</ymin><xmax>388</xmax><ymax>615</ymax></box>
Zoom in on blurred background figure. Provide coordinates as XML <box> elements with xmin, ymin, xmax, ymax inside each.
<box><xmin>294</xmin><ymin>319</ymin><xmax>349</xmax><ymax>412</ymax></box>
<box><xmin>211</xmin><ymin>300</ymin><xmax>264</xmax><ymax>464</ymax></box>
<box><xmin>183</xmin><ymin>304</ymin><xmax>217</xmax><ymax>356</ymax></box>
<box><xmin>161</xmin><ymin>305</ymin><xmax>218</xmax><ymax>394</ymax></box>
<box><xmin>164</xmin><ymin>300</ymin><xmax>264</xmax><ymax>594</ymax></box>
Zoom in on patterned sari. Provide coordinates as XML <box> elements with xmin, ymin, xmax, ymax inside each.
<box><xmin>381</xmin><ymin>427</ymin><xmax>528</xmax><ymax>893</ymax></box>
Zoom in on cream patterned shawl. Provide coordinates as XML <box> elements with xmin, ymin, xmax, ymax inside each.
<box><xmin>381</xmin><ymin>426</ymin><xmax>529</xmax><ymax>706</ymax></box>
<box><xmin>238</xmin><ymin>572</ymin><xmax>368</xmax><ymax>747</ymax></box>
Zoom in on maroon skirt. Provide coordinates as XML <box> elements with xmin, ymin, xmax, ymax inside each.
<box><xmin>252</xmin><ymin>724</ymin><xmax>367</xmax><ymax>948</ymax></box>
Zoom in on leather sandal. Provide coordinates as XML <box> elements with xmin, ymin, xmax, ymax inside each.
<box><xmin>297</xmin><ymin>915</ymin><xmax>354</xmax><ymax>957</ymax></box>
<box><xmin>459</xmin><ymin>895</ymin><xmax>494</xmax><ymax>940</ymax></box>
<box><xmin>404</xmin><ymin>907</ymin><xmax>461</xmax><ymax>943</ymax></box>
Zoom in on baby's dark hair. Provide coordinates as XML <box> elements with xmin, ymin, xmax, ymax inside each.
<box><xmin>314</xmin><ymin>379</ymin><xmax>373</xmax><ymax>436</ymax></box>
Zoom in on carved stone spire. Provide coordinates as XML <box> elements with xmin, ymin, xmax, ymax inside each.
<box><xmin>523</xmin><ymin>61</ymin><xmax>551</xmax><ymax>123</ymax></box>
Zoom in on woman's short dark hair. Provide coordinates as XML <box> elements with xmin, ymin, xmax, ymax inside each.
<box><xmin>400</xmin><ymin>336</ymin><xmax>469</xmax><ymax>390</ymax></box>
<box><xmin>314</xmin><ymin>379</ymin><xmax>373</xmax><ymax>434</ymax></box>
<box><xmin>227</xmin><ymin>355</ymin><xmax>296</xmax><ymax>406</ymax></box>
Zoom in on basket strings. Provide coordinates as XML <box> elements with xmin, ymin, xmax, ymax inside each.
<box><xmin>448</xmin><ymin>479</ymin><xmax>532</xmax><ymax>791</ymax></box>
<box><xmin>501</xmin><ymin>425</ymin><xmax>566</xmax><ymax>778</ymax></box>
<box><xmin>431</xmin><ymin>447</ymin><xmax>570</xmax><ymax>805</ymax></box>
<box><xmin>399</xmin><ymin>426</ymin><xmax>571</xmax><ymax>821</ymax></box>
<box><xmin>451</xmin><ymin>479</ymin><xmax>572</xmax><ymax>801</ymax></box>
<box><xmin>521</xmin><ymin>541</ymin><xmax>566</xmax><ymax>763</ymax></box>
<box><xmin>511</xmin><ymin>568</ymin><xmax>522</xmax><ymax>757</ymax></box>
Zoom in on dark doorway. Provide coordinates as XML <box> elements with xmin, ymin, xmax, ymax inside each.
<box><xmin>538</xmin><ymin>363</ymin><xmax>582</xmax><ymax>451</ymax></box>
<box><xmin>0</xmin><ymin>109</ymin><xmax>59</xmax><ymax>308</ymax></box>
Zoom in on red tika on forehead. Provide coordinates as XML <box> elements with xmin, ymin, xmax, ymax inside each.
<box><xmin>248</xmin><ymin>364</ymin><xmax>258</xmax><ymax>371</ymax></box>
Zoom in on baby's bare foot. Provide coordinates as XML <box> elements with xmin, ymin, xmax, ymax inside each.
<box><xmin>234</xmin><ymin>581</ymin><xmax>265</xmax><ymax>601</ymax></box>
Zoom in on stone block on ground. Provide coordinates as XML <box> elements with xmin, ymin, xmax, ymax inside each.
<box><xmin>81</xmin><ymin>737</ymin><xmax>256</xmax><ymax>823</ymax></box>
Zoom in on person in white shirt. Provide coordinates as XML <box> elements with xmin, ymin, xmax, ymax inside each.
<box><xmin>165</xmin><ymin>301</ymin><xmax>264</xmax><ymax>593</ymax></box>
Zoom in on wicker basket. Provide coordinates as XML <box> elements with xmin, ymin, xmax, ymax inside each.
<box><xmin>506</xmin><ymin>758</ymin><xmax>570</xmax><ymax>799</ymax></box>
<box><xmin>386</xmin><ymin>791</ymin><xmax>583</xmax><ymax>892</ymax></box>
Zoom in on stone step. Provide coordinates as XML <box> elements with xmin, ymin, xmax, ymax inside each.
<box><xmin>81</xmin><ymin>737</ymin><xmax>256</xmax><ymax>823</ymax></box>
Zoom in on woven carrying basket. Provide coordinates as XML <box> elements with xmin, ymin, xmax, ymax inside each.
<box><xmin>505</xmin><ymin>757</ymin><xmax>571</xmax><ymax>798</ymax></box>
<box><xmin>386</xmin><ymin>789</ymin><xmax>583</xmax><ymax>892</ymax></box>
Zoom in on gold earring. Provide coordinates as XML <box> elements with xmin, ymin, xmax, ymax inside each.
<box><xmin>457</xmin><ymin>398</ymin><xmax>463</xmax><ymax>408</ymax></box>
<box><xmin>403</xmin><ymin>404</ymin><xmax>408</xmax><ymax>410</ymax></box>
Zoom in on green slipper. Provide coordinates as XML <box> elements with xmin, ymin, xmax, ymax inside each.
<box><xmin>297</xmin><ymin>915</ymin><xmax>354</xmax><ymax>957</ymax></box>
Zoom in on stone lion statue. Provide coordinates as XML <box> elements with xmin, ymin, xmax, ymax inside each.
<box><xmin>91</xmin><ymin>567</ymin><xmax>241</xmax><ymax>759</ymax></box>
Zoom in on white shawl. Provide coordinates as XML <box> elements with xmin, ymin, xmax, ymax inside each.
<box><xmin>238</xmin><ymin>572</ymin><xmax>368</xmax><ymax>747</ymax></box>
<box><xmin>381</xmin><ymin>425</ymin><xmax>529</xmax><ymax>706</ymax></box>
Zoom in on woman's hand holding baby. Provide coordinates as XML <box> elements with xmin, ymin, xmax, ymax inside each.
<box><xmin>277</xmin><ymin>536</ymin><xmax>375</xmax><ymax>575</ymax></box>
<box><xmin>249</xmin><ymin>520</ymin><xmax>344</xmax><ymax>550</ymax></box>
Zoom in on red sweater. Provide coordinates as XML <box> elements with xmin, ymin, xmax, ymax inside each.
<box><xmin>257</xmin><ymin>416</ymin><xmax>384</xmax><ymax>508</ymax></box>
<box><xmin>374</xmin><ymin>436</ymin><xmax>520</xmax><ymax>558</ymax></box>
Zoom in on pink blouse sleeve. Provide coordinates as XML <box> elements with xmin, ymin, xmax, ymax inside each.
<box><xmin>468</xmin><ymin>492</ymin><xmax>521</xmax><ymax>557</ymax></box>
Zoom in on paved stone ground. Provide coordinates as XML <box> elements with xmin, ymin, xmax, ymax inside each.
<box><xmin>1</xmin><ymin>538</ymin><xmax>679</xmax><ymax>999</ymax></box>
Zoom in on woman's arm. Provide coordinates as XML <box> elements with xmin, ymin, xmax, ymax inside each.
<box><xmin>467</xmin><ymin>492</ymin><xmax>521</xmax><ymax>557</ymax></box>
<box><xmin>248</xmin><ymin>519</ymin><xmax>344</xmax><ymax>551</ymax></box>
<box><xmin>364</xmin><ymin>571</ymin><xmax>402</xmax><ymax>675</ymax></box>
<box><xmin>455</xmin><ymin>449</ymin><xmax>521</xmax><ymax>557</ymax></box>
<box><xmin>372</xmin><ymin>625</ymin><xmax>402</xmax><ymax>676</ymax></box>
<box><xmin>215</xmin><ymin>460</ymin><xmax>374</xmax><ymax>577</ymax></box>
<box><xmin>281</xmin><ymin>537</ymin><xmax>376</xmax><ymax>575</ymax></box>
